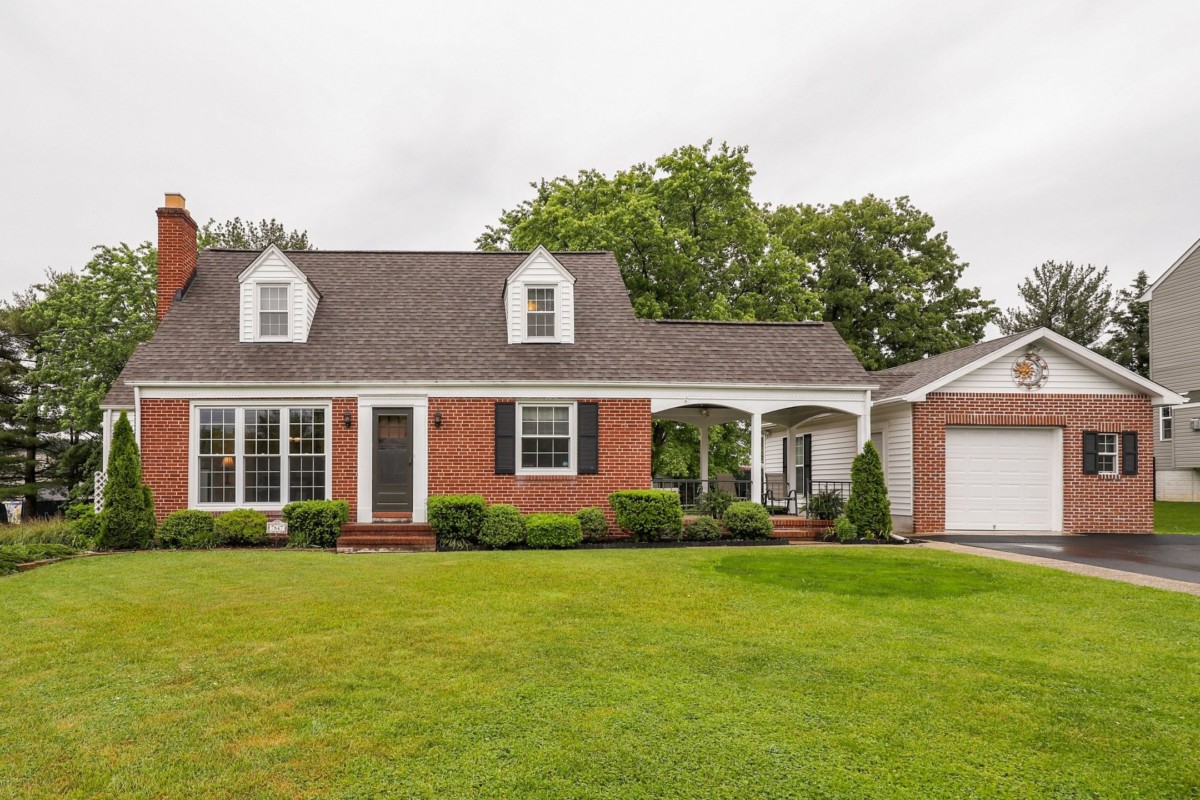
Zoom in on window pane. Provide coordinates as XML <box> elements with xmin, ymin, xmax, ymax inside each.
<box><xmin>519</xmin><ymin>404</ymin><xmax>571</xmax><ymax>469</ymax></box>
<box><xmin>198</xmin><ymin>409</ymin><xmax>237</xmax><ymax>503</ymax></box>
<box><xmin>288</xmin><ymin>409</ymin><xmax>326</xmax><ymax>500</ymax></box>
<box><xmin>526</xmin><ymin>288</ymin><xmax>555</xmax><ymax>337</ymax></box>
<box><xmin>1097</xmin><ymin>433</ymin><xmax>1117</xmax><ymax>474</ymax></box>
<box><xmin>260</xmin><ymin>311</ymin><xmax>288</xmax><ymax>337</ymax></box>
<box><xmin>243</xmin><ymin>409</ymin><xmax>280</xmax><ymax>503</ymax></box>
<box><xmin>260</xmin><ymin>285</ymin><xmax>288</xmax><ymax>311</ymax></box>
<box><xmin>259</xmin><ymin>286</ymin><xmax>289</xmax><ymax>337</ymax></box>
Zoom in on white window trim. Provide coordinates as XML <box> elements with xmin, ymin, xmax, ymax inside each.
<box><xmin>190</xmin><ymin>401</ymin><xmax>333</xmax><ymax>510</ymax></box>
<box><xmin>1096</xmin><ymin>432</ymin><xmax>1119</xmax><ymax>476</ymax></box>
<box><xmin>515</xmin><ymin>400</ymin><xmax>576</xmax><ymax>474</ymax></box>
<box><xmin>254</xmin><ymin>282</ymin><xmax>293</xmax><ymax>342</ymax></box>
<box><xmin>1160</xmin><ymin>407</ymin><xmax>1173</xmax><ymax>441</ymax></box>
<box><xmin>522</xmin><ymin>285</ymin><xmax>559</xmax><ymax>343</ymax></box>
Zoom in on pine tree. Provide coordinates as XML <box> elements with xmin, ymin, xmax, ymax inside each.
<box><xmin>845</xmin><ymin>441</ymin><xmax>892</xmax><ymax>539</ymax></box>
<box><xmin>98</xmin><ymin>412</ymin><xmax>155</xmax><ymax>549</ymax></box>
<box><xmin>999</xmin><ymin>260</ymin><xmax>1113</xmax><ymax>348</ymax></box>
<box><xmin>1100</xmin><ymin>271</ymin><xmax>1149</xmax><ymax>377</ymax></box>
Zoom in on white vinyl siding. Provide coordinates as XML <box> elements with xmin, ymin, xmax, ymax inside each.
<box><xmin>790</xmin><ymin>414</ymin><xmax>858</xmax><ymax>483</ymax></box>
<box><xmin>940</xmin><ymin>343</ymin><xmax>1136</xmax><ymax>395</ymax></box>
<box><xmin>763</xmin><ymin>431</ymin><xmax>785</xmax><ymax>474</ymax></box>
<box><xmin>872</xmin><ymin>404</ymin><xmax>913</xmax><ymax>517</ymax></box>
<box><xmin>238</xmin><ymin>247</ymin><xmax>318</xmax><ymax>343</ymax></box>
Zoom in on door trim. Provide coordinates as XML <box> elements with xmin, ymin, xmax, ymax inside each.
<box><xmin>356</xmin><ymin>397</ymin><xmax>429</xmax><ymax>524</ymax></box>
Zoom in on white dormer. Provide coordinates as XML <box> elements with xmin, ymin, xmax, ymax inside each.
<box><xmin>237</xmin><ymin>245</ymin><xmax>320</xmax><ymax>343</ymax></box>
<box><xmin>504</xmin><ymin>246</ymin><xmax>576</xmax><ymax>344</ymax></box>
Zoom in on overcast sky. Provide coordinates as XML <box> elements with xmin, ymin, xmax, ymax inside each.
<box><xmin>3</xmin><ymin>1</ymin><xmax>1199</xmax><ymax>317</ymax></box>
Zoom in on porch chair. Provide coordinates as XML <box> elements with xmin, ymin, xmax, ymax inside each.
<box><xmin>762</xmin><ymin>472</ymin><xmax>794</xmax><ymax>514</ymax></box>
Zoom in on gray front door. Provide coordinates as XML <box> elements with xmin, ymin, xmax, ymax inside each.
<box><xmin>373</xmin><ymin>408</ymin><xmax>413</xmax><ymax>512</ymax></box>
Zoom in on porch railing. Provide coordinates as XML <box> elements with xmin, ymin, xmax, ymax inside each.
<box><xmin>655</xmin><ymin>477</ymin><xmax>852</xmax><ymax>518</ymax></box>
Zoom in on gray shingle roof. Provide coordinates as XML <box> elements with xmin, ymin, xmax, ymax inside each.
<box><xmin>104</xmin><ymin>249</ymin><xmax>872</xmax><ymax>406</ymax></box>
<box><xmin>871</xmin><ymin>331</ymin><xmax>1030</xmax><ymax>400</ymax></box>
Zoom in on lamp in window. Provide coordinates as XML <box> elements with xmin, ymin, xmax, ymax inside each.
<box><xmin>221</xmin><ymin>456</ymin><xmax>234</xmax><ymax>469</ymax></box>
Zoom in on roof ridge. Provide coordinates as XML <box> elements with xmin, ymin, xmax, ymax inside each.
<box><xmin>874</xmin><ymin>331</ymin><xmax>1030</xmax><ymax>374</ymax></box>
<box><xmin>201</xmin><ymin>248</ymin><xmax>615</xmax><ymax>255</ymax></box>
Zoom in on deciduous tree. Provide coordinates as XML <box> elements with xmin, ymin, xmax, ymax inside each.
<box><xmin>198</xmin><ymin>218</ymin><xmax>313</xmax><ymax>251</ymax></box>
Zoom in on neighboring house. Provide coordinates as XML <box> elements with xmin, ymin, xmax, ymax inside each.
<box><xmin>764</xmin><ymin>328</ymin><xmax>1180</xmax><ymax>534</ymax></box>
<box><xmin>1139</xmin><ymin>237</ymin><xmax>1200</xmax><ymax>500</ymax></box>
<box><xmin>102</xmin><ymin>195</ymin><xmax>1180</xmax><ymax>535</ymax></box>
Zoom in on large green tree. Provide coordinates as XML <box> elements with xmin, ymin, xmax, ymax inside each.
<box><xmin>999</xmin><ymin>260</ymin><xmax>1113</xmax><ymax>348</ymax></box>
<box><xmin>198</xmin><ymin>218</ymin><xmax>313</xmax><ymax>251</ymax></box>
<box><xmin>0</xmin><ymin>300</ymin><xmax>61</xmax><ymax>516</ymax></box>
<box><xmin>478</xmin><ymin>141</ymin><xmax>821</xmax><ymax>322</ymax></box>
<box><xmin>769</xmin><ymin>196</ymin><xmax>997</xmax><ymax>370</ymax></box>
<box><xmin>1100</xmin><ymin>271</ymin><xmax>1149</xmax><ymax>377</ymax></box>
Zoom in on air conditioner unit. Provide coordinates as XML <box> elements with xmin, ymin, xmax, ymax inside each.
<box><xmin>1191</xmin><ymin>418</ymin><xmax>1200</xmax><ymax>432</ymax></box>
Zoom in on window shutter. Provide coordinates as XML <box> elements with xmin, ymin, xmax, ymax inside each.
<box><xmin>495</xmin><ymin>402</ymin><xmax>516</xmax><ymax>475</ymax></box>
<box><xmin>1082</xmin><ymin>431</ymin><xmax>1099</xmax><ymax>475</ymax></box>
<box><xmin>577</xmin><ymin>402</ymin><xmax>599</xmax><ymax>475</ymax></box>
<box><xmin>1122</xmin><ymin>431</ymin><xmax>1138</xmax><ymax>475</ymax></box>
<box><xmin>803</xmin><ymin>434</ymin><xmax>812</xmax><ymax>496</ymax></box>
<box><xmin>781</xmin><ymin>436</ymin><xmax>788</xmax><ymax>476</ymax></box>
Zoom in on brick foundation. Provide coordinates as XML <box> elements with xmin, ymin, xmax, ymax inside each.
<box><xmin>912</xmin><ymin>392</ymin><xmax>1154</xmax><ymax>534</ymax></box>
<box><xmin>427</xmin><ymin>397</ymin><xmax>652</xmax><ymax>525</ymax></box>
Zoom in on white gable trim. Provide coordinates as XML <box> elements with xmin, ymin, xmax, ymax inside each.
<box><xmin>504</xmin><ymin>245</ymin><xmax>577</xmax><ymax>345</ymax></box>
<box><xmin>238</xmin><ymin>245</ymin><xmax>320</xmax><ymax>343</ymax></box>
<box><xmin>505</xmin><ymin>245</ymin><xmax>577</xmax><ymax>285</ymax></box>
<box><xmin>1139</xmin><ymin>235</ymin><xmax>1200</xmax><ymax>302</ymax></box>
<box><xmin>898</xmin><ymin>328</ymin><xmax>1185</xmax><ymax>405</ymax></box>
<box><xmin>237</xmin><ymin>244</ymin><xmax>311</xmax><ymax>285</ymax></box>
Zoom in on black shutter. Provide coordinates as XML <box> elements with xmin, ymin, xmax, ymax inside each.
<box><xmin>1082</xmin><ymin>431</ymin><xmax>1099</xmax><ymax>475</ymax></box>
<box><xmin>803</xmin><ymin>434</ymin><xmax>813</xmax><ymax>496</ymax></box>
<box><xmin>577</xmin><ymin>402</ymin><xmax>599</xmax><ymax>474</ymax></box>
<box><xmin>782</xmin><ymin>436</ymin><xmax>788</xmax><ymax>476</ymax></box>
<box><xmin>495</xmin><ymin>402</ymin><xmax>516</xmax><ymax>475</ymax></box>
<box><xmin>1122</xmin><ymin>431</ymin><xmax>1138</xmax><ymax>475</ymax></box>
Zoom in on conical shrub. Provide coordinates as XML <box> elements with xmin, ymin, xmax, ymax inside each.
<box><xmin>98</xmin><ymin>412</ymin><xmax>156</xmax><ymax>549</ymax></box>
<box><xmin>845</xmin><ymin>440</ymin><xmax>892</xmax><ymax>539</ymax></box>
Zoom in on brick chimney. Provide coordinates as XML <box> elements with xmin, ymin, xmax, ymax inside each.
<box><xmin>156</xmin><ymin>193</ymin><xmax>198</xmax><ymax>324</ymax></box>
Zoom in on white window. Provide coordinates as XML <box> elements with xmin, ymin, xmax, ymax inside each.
<box><xmin>1161</xmin><ymin>407</ymin><xmax>1173</xmax><ymax>441</ymax></box>
<box><xmin>525</xmin><ymin>287</ymin><xmax>556</xmax><ymax>339</ymax></box>
<box><xmin>518</xmin><ymin>403</ymin><xmax>573</xmax><ymax>472</ymax></box>
<box><xmin>1096</xmin><ymin>433</ymin><xmax>1118</xmax><ymax>475</ymax></box>
<box><xmin>195</xmin><ymin>405</ymin><xmax>328</xmax><ymax>506</ymax></box>
<box><xmin>258</xmin><ymin>285</ymin><xmax>290</xmax><ymax>339</ymax></box>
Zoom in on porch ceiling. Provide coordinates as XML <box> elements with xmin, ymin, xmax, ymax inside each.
<box><xmin>762</xmin><ymin>406</ymin><xmax>852</xmax><ymax>429</ymax></box>
<box><xmin>651</xmin><ymin>405</ymin><xmax>747</xmax><ymax>426</ymax></box>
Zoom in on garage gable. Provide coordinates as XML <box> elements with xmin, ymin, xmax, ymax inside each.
<box><xmin>940</xmin><ymin>342</ymin><xmax>1135</xmax><ymax>395</ymax></box>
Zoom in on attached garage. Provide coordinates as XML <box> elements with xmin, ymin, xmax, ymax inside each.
<box><xmin>944</xmin><ymin>426</ymin><xmax>1062</xmax><ymax>532</ymax></box>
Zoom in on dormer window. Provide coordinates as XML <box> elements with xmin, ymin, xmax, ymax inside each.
<box><xmin>526</xmin><ymin>287</ymin><xmax>556</xmax><ymax>339</ymax></box>
<box><xmin>258</xmin><ymin>285</ymin><xmax>290</xmax><ymax>339</ymax></box>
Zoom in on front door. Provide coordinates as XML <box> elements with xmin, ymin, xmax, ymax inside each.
<box><xmin>373</xmin><ymin>408</ymin><xmax>413</xmax><ymax>512</ymax></box>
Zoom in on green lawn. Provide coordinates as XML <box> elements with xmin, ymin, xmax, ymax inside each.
<box><xmin>1</xmin><ymin>548</ymin><xmax>1198</xmax><ymax>799</ymax></box>
<box><xmin>1156</xmin><ymin>501</ymin><xmax>1200</xmax><ymax>534</ymax></box>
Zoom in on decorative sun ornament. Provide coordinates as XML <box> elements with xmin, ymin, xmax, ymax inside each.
<box><xmin>1011</xmin><ymin>351</ymin><xmax>1049</xmax><ymax>390</ymax></box>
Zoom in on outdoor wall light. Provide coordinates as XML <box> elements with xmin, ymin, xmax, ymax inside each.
<box><xmin>343</xmin><ymin>411</ymin><xmax>353</xmax><ymax>429</ymax></box>
<box><xmin>434</xmin><ymin>411</ymin><xmax>443</xmax><ymax>429</ymax></box>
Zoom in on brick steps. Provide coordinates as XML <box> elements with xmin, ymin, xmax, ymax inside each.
<box><xmin>337</xmin><ymin>523</ymin><xmax>436</xmax><ymax>553</ymax></box>
<box><xmin>770</xmin><ymin>516</ymin><xmax>831</xmax><ymax>540</ymax></box>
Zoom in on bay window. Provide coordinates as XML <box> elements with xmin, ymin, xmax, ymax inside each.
<box><xmin>195</xmin><ymin>405</ymin><xmax>328</xmax><ymax>506</ymax></box>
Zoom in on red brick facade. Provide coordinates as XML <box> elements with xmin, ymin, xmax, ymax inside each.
<box><xmin>155</xmin><ymin>203</ymin><xmax>197</xmax><ymax>324</ymax></box>
<box><xmin>427</xmin><ymin>397</ymin><xmax>652</xmax><ymax>521</ymax></box>
<box><xmin>140</xmin><ymin>398</ymin><xmax>191</xmax><ymax>522</ymax></box>
<box><xmin>912</xmin><ymin>392</ymin><xmax>1154</xmax><ymax>534</ymax></box>
<box><xmin>332</xmin><ymin>397</ymin><xmax>358</xmax><ymax>521</ymax></box>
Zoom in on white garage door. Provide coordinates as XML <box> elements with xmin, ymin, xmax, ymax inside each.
<box><xmin>945</xmin><ymin>427</ymin><xmax>1060</xmax><ymax>531</ymax></box>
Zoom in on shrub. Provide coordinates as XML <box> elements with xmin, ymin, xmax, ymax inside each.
<box><xmin>64</xmin><ymin>504</ymin><xmax>100</xmax><ymax>549</ymax></box>
<box><xmin>832</xmin><ymin>516</ymin><xmax>858</xmax><ymax>543</ymax></box>
<box><xmin>608</xmin><ymin>490</ymin><xmax>684</xmax><ymax>542</ymax></box>
<box><xmin>722</xmin><ymin>501</ymin><xmax>773</xmax><ymax>540</ymax></box>
<box><xmin>525</xmin><ymin>513</ymin><xmax>583</xmax><ymax>549</ymax></box>
<box><xmin>214</xmin><ymin>509</ymin><xmax>268</xmax><ymax>547</ymax></box>
<box><xmin>576</xmin><ymin>507</ymin><xmax>608</xmax><ymax>542</ymax></box>
<box><xmin>806</xmin><ymin>490</ymin><xmax>845</xmax><ymax>521</ymax></box>
<box><xmin>0</xmin><ymin>516</ymin><xmax>85</xmax><ymax>548</ymax></box>
<box><xmin>846</xmin><ymin>441</ymin><xmax>892</xmax><ymax>539</ymax></box>
<box><xmin>695</xmin><ymin>486</ymin><xmax>734</xmax><ymax>519</ymax></box>
<box><xmin>427</xmin><ymin>494</ymin><xmax>487</xmax><ymax>550</ymax></box>
<box><xmin>684</xmin><ymin>516</ymin><xmax>724</xmax><ymax>541</ymax></box>
<box><xmin>158</xmin><ymin>510</ymin><xmax>217</xmax><ymax>549</ymax></box>
<box><xmin>97</xmin><ymin>412</ymin><xmax>156</xmax><ymax>550</ymax></box>
<box><xmin>0</xmin><ymin>543</ymin><xmax>78</xmax><ymax>575</ymax></box>
<box><xmin>283</xmin><ymin>500</ymin><xmax>350</xmax><ymax>548</ymax></box>
<box><xmin>479</xmin><ymin>504</ymin><xmax>525</xmax><ymax>549</ymax></box>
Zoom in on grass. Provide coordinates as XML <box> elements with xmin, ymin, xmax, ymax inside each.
<box><xmin>1</xmin><ymin>548</ymin><xmax>1198</xmax><ymax>799</ymax></box>
<box><xmin>1155</xmin><ymin>501</ymin><xmax>1200</xmax><ymax>534</ymax></box>
<box><xmin>0</xmin><ymin>517</ymin><xmax>80</xmax><ymax>546</ymax></box>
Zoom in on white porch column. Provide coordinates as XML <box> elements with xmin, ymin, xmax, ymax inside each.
<box><xmin>750</xmin><ymin>412</ymin><xmax>762</xmax><ymax>504</ymax></box>
<box><xmin>699</xmin><ymin>424</ymin><xmax>710</xmax><ymax>493</ymax></box>
<box><xmin>856</xmin><ymin>390</ymin><xmax>872</xmax><ymax>453</ymax></box>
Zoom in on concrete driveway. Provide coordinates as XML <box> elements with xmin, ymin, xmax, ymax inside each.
<box><xmin>920</xmin><ymin>534</ymin><xmax>1200</xmax><ymax>585</ymax></box>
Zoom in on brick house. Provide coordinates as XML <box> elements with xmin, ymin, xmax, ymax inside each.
<box><xmin>103</xmin><ymin>195</ymin><xmax>1180</xmax><ymax>536</ymax></box>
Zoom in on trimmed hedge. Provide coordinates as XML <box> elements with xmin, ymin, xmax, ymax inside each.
<box><xmin>479</xmin><ymin>504</ymin><xmax>525</xmax><ymax>549</ymax></box>
<box><xmin>525</xmin><ymin>513</ymin><xmax>583</xmax><ymax>549</ymax></box>
<box><xmin>283</xmin><ymin>500</ymin><xmax>350</xmax><ymax>548</ymax></box>
<box><xmin>576</xmin><ymin>507</ymin><xmax>608</xmax><ymax>542</ymax></box>
<box><xmin>427</xmin><ymin>494</ymin><xmax>487</xmax><ymax>550</ymax></box>
<box><xmin>158</xmin><ymin>510</ymin><xmax>217</xmax><ymax>549</ymax></box>
<box><xmin>214</xmin><ymin>509</ymin><xmax>268</xmax><ymax>547</ymax></box>
<box><xmin>684</xmin><ymin>516</ymin><xmax>724</xmax><ymax>541</ymax></box>
<box><xmin>608</xmin><ymin>490</ymin><xmax>683</xmax><ymax>542</ymax></box>
<box><xmin>722</xmin><ymin>502</ymin><xmax>773</xmax><ymax>540</ymax></box>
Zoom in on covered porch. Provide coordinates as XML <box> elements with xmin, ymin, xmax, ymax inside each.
<box><xmin>649</xmin><ymin>389</ymin><xmax>871</xmax><ymax>517</ymax></box>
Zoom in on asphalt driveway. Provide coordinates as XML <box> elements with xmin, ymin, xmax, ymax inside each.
<box><xmin>920</xmin><ymin>534</ymin><xmax>1200</xmax><ymax>585</ymax></box>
